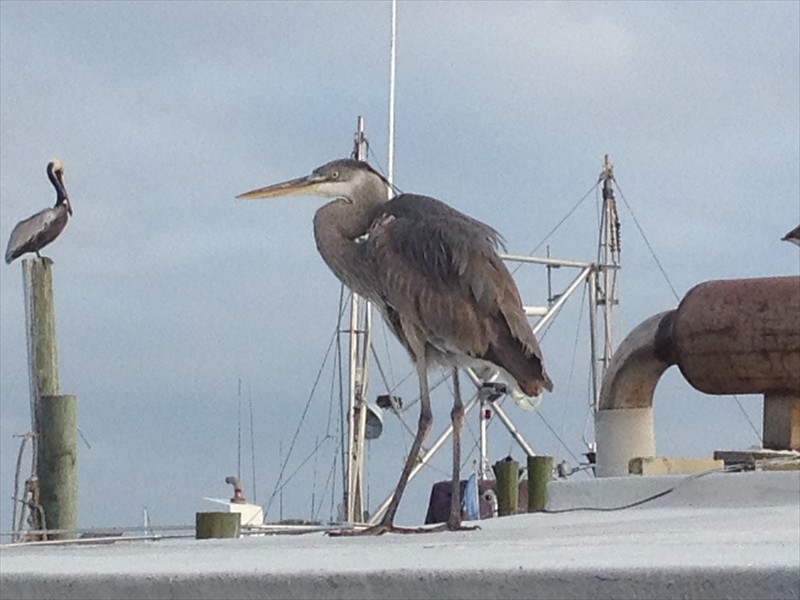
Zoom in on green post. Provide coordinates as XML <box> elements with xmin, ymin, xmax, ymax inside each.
<box><xmin>527</xmin><ymin>455</ymin><xmax>553</xmax><ymax>512</ymax></box>
<box><xmin>493</xmin><ymin>457</ymin><xmax>519</xmax><ymax>517</ymax></box>
<box><xmin>37</xmin><ymin>394</ymin><xmax>77</xmax><ymax>539</ymax></box>
<box><xmin>196</xmin><ymin>512</ymin><xmax>241</xmax><ymax>539</ymax></box>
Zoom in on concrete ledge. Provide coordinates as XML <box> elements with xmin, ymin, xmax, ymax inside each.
<box><xmin>2</xmin><ymin>567</ymin><xmax>798</xmax><ymax>600</ymax></box>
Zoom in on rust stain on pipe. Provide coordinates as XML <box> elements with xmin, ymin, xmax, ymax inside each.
<box><xmin>671</xmin><ymin>276</ymin><xmax>800</xmax><ymax>395</ymax></box>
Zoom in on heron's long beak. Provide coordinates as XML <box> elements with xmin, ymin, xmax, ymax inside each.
<box><xmin>237</xmin><ymin>175</ymin><xmax>324</xmax><ymax>200</ymax></box>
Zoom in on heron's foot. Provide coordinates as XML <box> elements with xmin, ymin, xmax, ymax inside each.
<box><xmin>328</xmin><ymin>523</ymin><xmax>409</xmax><ymax>537</ymax></box>
<box><xmin>327</xmin><ymin>522</ymin><xmax>458</xmax><ymax>536</ymax></box>
<box><xmin>426</xmin><ymin>520</ymin><xmax>481</xmax><ymax>533</ymax></box>
<box><xmin>448</xmin><ymin>521</ymin><xmax>481</xmax><ymax>532</ymax></box>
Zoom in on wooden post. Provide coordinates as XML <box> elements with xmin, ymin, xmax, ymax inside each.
<box><xmin>493</xmin><ymin>457</ymin><xmax>519</xmax><ymax>517</ymax></box>
<box><xmin>196</xmin><ymin>512</ymin><xmax>241</xmax><ymax>539</ymax></box>
<box><xmin>527</xmin><ymin>455</ymin><xmax>553</xmax><ymax>512</ymax></box>
<box><xmin>763</xmin><ymin>393</ymin><xmax>800</xmax><ymax>451</ymax></box>
<box><xmin>22</xmin><ymin>258</ymin><xmax>75</xmax><ymax>539</ymax></box>
<box><xmin>23</xmin><ymin>258</ymin><xmax>60</xmax><ymax>434</ymax></box>
<box><xmin>37</xmin><ymin>394</ymin><xmax>78</xmax><ymax>539</ymax></box>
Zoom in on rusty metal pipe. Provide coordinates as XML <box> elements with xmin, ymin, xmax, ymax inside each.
<box><xmin>596</xmin><ymin>276</ymin><xmax>800</xmax><ymax>474</ymax></box>
<box><xmin>669</xmin><ymin>277</ymin><xmax>800</xmax><ymax>396</ymax></box>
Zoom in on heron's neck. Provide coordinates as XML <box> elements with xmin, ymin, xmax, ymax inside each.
<box><xmin>313</xmin><ymin>201</ymin><xmax>382</xmax><ymax>299</ymax></box>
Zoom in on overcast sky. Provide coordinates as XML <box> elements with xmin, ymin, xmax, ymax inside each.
<box><xmin>1</xmin><ymin>1</ymin><xmax>798</xmax><ymax>531</ymax></box>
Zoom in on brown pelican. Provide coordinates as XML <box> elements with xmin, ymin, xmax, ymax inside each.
<box><xmin>238</xmin><ymin>159</ymin><xmax>552</xmax><ymax>535</ymax></box>
<box><xmin>781</xmin><ymin>225</ymin><xmax>800</xmax><ymax>247</ymax></box>
<box><xmin>5</xmin><ymin>159</ymin><xmax>72</xmax><ymax>264</ymax></box>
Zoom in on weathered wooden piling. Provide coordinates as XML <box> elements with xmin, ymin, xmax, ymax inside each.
<box><xmin>493</xmin><ymin>457</ymin><xmax>519</xmax><ymax>517</ymax></box>
<box><xmin>527</xmin><ymin>455</ymin><xmax>553</xmax><ymax>512</ymax></box>
<box><xmin>37</xmin><ymin>394</ymin><xmax>78</xmax><ymax>538</ymax></box>
<box><xmin>196</xmin><ymin>512</ymin><xmax>241</xmax><ymax>539</ymax></box>
<box><xmin>22</xmin><ymin>257</ymin><xmax>77</xmax><ymax>539</ymax></box>
<box><xmin>23</xmin><ymin>258</ymin><xmax>60</xmax><ymax>431</ymax></box>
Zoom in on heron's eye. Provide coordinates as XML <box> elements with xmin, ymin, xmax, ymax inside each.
<box><xmin>331</xmin><ymin>171</ymin><xmax>340</xmax><ymax>180</ymax></box>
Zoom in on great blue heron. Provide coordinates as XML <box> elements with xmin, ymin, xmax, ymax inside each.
<box><xmin>5</xmin><ymin>159</ymin><xmax>72</xmax><ymax>264</ymax></box>
<box><xmin>782</xmin><ymin>225</ymin><xmax>800</xmax><ymax>247</ymax></box>
<box><xmin>238</xmin><ymin>159</ymin><xmax>552</xmax><ymax>534</ymax></box>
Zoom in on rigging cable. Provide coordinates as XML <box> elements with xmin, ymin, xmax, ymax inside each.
<box><xmin>614</xmin><ymin>180</ymin><xmax>761</xmax><ymax>444</ymax></box>
<box><xmin>265</xmin><ymin>320</ymin><xmax>342</xmax><ymax>516</ymax></box>
<box><xmin>248</xmin><ymin>385</ymin><xmax>257</xmax><ymax>502</ymax></box>
<box><xmin>511</xmin><ymin>181</ymin><xmax>601</xmax><ymax>276</ymax></box>
<box><xmin>270</xmin><ymin>435</ymin><xmax>335</xmax><ymax>500</ymax></box>
<box><xmin>535</xmin><ymin>411</ymin><xmax>583</xmax><ymax>466</ymax></box>
<box><xmin>560</xmin><ymin>278</ymin><xmax>588</xmax><ymax>436</ymax></box>
<box><xmin>613</xmin><ymin>180</ymin><xmax>680</xmax><ymax>302</ymax></box>
<box><xmin>335</xmin><ymin>285</ymin><xmax>347</xmax><ymax>495</ymax></box>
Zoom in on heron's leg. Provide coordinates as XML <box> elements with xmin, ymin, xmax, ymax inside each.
<box><xmin>377</xmin><ymin>352</ymin><xmax>433</xmax><ymax>529</ymax></box>
<box><xmin>442</xmin><ymin>369</ymin><xmax>479</xmax><ymax>532</ymax></box>
<box><xmin>328</xmin><ymin>351</ymin><xmax>434</xmax><ymax>537</ymax></box>
<box><xmin>448</xmin><ymin>367</ymin><xmax>463</xmax><ymax>529</ymax></box>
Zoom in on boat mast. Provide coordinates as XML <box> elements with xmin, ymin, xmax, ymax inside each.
<box><xmin>343</xmin><ymin>117</ymin><xmax>372</xmax><ymax>524</ymax></box>
<box><xmin>593</xmin><ymin>155</ymin><xmax>621</xmax><ymax>412</ymax></box>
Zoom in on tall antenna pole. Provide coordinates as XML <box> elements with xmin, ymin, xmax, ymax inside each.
<box><xmin>387</xmin><ymin>0</ymin><xmax>397</xmax><ymax>187</ymax></box>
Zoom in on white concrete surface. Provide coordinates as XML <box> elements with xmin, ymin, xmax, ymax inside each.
<box><xmin>2</xmin><ymin>471</ymin><xmax>798</xmax><ymax>600</ymax></box>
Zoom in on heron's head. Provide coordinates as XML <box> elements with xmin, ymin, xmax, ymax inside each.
<box><xmin>47</xmin><ymin>158</ymin><xmax>72</xmax><ymax>215</ymax></box>
<box><xmin>237</xmin><ymin>159</ymin><xmax>389</xmax><ymax>206</ymax></box>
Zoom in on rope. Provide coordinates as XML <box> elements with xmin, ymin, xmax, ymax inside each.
<box><xmin>10</xmin><ymin>432</ymin><xmax>45</xmax><ymax>542</ymax></box>
<box><xmin>11</xmin><ymin>433</ymin><xmax>31</xmax><ymax>542</ymax></box>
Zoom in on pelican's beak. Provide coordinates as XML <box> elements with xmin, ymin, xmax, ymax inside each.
<box><xmin>237</xmin><ymin>174</ymin><xmax>325</xmax><ymax>200</ymax></box>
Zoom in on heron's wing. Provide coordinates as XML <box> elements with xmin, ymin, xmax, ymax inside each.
<box><xmin>383</xmin><ymin>194</ymin><xmax>504</xmax><ymax>250</ymax></box>
<box><xmin>368</xmin><ymin>194</ymin><xmax>552</xmax><ymax>394</ymax></box>
<box><xmin>378</xmin><ymin>194</ymin><xmax>505</xmax><ymax>301</ymax></box>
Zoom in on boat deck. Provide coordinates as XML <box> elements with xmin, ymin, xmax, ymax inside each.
<box><xmin>1</xmin><ymin>470</ymin><xmax>798</xmax><ymax>599</ymax></box>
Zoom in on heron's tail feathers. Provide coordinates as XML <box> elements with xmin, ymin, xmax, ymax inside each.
<box><xmin>510</xmin><ymin>387</ymin><xmax>543</xmax><ymax>411</ymax></box>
